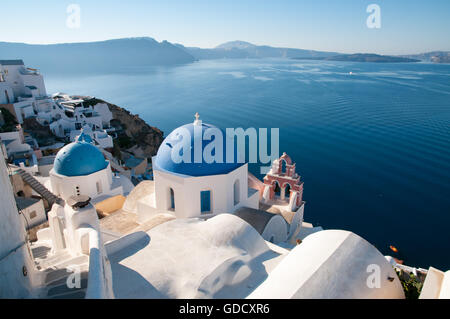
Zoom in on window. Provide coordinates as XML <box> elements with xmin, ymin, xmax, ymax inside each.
<box><xmin>96</xmin><ymin>181</ymin><xmax>102</xmax><ymax>194</ymax></box>
<box><xmin>273</xmin><ymin>181</ymin><xmax>281</xmax><ymax>196</ymax></box>
<box><xmin>200</xmin><ymin>190</ymin><xmax>211</xmax><ymax>214</ymax></box>
<box><xmin>285</xmin><ymin>183</ymin><xmax>291</xmax><ymax>198</ymax></box>
<box><xmin>233</xmin><ymin>180</ymin><xmax>240</xmax><ymax>206</ymax></box>
<box><xmin>169</xmin><ymin>188</ymin><xmax>175</xmax><ymax>211</ymax></box>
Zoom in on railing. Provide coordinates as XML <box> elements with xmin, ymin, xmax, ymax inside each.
<box><xmin>85</xmin><ymin>228</ymin><xmax>114</xmax><ymax>299</ymax></box>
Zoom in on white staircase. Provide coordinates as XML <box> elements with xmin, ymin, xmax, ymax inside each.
<box><xmin>31</xmin><ymin>244</ymin><xmax>89</xmax><ymax>299</ymax></box>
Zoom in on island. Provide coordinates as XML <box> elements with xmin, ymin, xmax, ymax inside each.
<box><xmin>293</xmin><ymin>53</ymin><xmax>420</xmax><ymax>63</ymax></box>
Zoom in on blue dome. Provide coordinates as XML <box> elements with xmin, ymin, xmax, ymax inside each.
<box><xmin>76</xmin><ymin>132</ymin><xmax>93</xmax><ymax>144</ymax></box>
<box><xmin>54</xmin><ymin>141</ymin><xmax>108</xmax><ymax>176</ymax></box>
<box><xmin>154</xmin><ymin>122</ymin><xmax>245</xmax><ymax>177</ymax></box>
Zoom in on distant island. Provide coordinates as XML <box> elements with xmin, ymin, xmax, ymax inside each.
<box><xmin>293</xmin><ymin>53</ymin><xmax>420</xmax><ymax>63</ymax></box>
<box><xmin>399</xmin><ymin>51</ymin><xmax>450</xmax><ymax>64</ymax></box>
<box><xmin>175</xmin><ymin>40</ymin><xmax>339</xmax><ymax>60</ymax></box>
<box><xmin>0</xmin><ymin>38</ymin><xmax>196</xmax><ymax>73</ymax></box>
<box><xmin>0</xmin><ymin>38</ymin><xmax>448</xmax><ymax>73</ymax></box>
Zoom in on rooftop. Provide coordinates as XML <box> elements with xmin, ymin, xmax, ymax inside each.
<box><xmin>234</xmin><ymin>207</ymin><xmax>278</xmax><ymax>234</ymax></box>
<box><xmin>15</xmin><ymin>196</ymin><xmax>41</xmax><ymax>210</ymax></box>
<box><xmin>107</xmin><ymin>214</ymin><xmax>286</xmax><ymax>298</ymax></box>
<box><xmin>53</xmin><ymin>141</ymin><xmax>108</xmax><ymax>176</ymax></box>
<box><xmin>124</xmin><ymin>156</ymin><xmax>145</xmax><ymax>169</ymax></box>
<box><xmin>0</xmin><ymin>60</ymin><xmax>24</xmax><ymax>66</ymax></box>
<box><xmin>38</xmin><ymin>156</ymin><xmax>56</xmax><ymax>166</ymax></box>
<box><xmin>154</xmin><ymin>119</ymin><xmax>245</xmax><ymax>177</ymax></box>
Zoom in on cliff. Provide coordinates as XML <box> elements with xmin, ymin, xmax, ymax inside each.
<box><xmin>0</xmin><ymin>38</ymin><xmax>196</xmax><ymax>74</ymax></box>
<box><xmin>83</xmin><ymin>98</ymin><xmax>164</xmax><ymax>160</ymax></box>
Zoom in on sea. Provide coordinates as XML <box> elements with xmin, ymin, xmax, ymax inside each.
<box><xmin>44</xmin><ymin>58</ymin><xmax>450</xmax><ymax>269</ymax></box>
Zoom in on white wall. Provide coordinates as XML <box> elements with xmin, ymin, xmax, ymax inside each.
<box><xmin>50</xmin><ymin>164</ymin><xmax>115</xmax><ymax>201</ymax></box>
<box><xmin>2</xmin><ymin>64</ymin><xmax>46</xmax><ymax>99</ymax></box>
<box><xmin>21</xmin><ymin>73</ymin><xmax>47</xmax><ymax>97</ymax></box>
<box><xmin>0</xmin><ymin>82</ymin><xmax>15</xmax><ymax>104</ymax></box>
<box><xmin>420</xmin><ymin>267</ymin><xmax>450</xmax><ymax>299</ymax></box>
<box><xmin>21</xmin><ymin>199</ymin><xmax>46</xmax><ymax>229</ymax></box>
<box><xmin>153</xmin><ymin>163</ymin><xmax>249</xmax><ymax>218</ymax></box>
<box><xmin>2</xmin><ymin>65</ymin><xmax>26</xmax><ymax>98</ymax></box>
<box><xmin>93</xmin><ymin>103</ymin><xmax>113</xmax><ymax>127</ymax></box>
<box><xmin>49</xmin><ymin>164</ymin><xmax>129</xmax><ymax>202</ymax></box>
<box><xmin>0</xmin><ymin>131</ymin><xmax>31</xmax><ymax>156</ymax></box>
<box><xmin>261</xmin><ymin>215</ymin><xmax>288</xmax><ymax>243</ymax></box>
<box><xmin>0</xmin><ymin>147</ymin><xmax>34</xmax><ymax>298</ymax></box>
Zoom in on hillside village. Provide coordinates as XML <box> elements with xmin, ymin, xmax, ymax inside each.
<box><xmin>0</xmin><ymin>60</ymin><xmax>163</xmax><ymax>183</ymax></box>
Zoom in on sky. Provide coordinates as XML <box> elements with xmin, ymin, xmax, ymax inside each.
<box><xmin>1</xmin><ymin>0</ymin><xmax>449</xmax><ymax>55</ymax></box>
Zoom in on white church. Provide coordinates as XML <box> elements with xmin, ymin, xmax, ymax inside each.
<box><xmin>48</xmin><ymin>131</ymin><xmax>134</xmax><ymax>203</ymax></box>
<box><xmin>137</xmin><ymin>113</ymin><xmax>259</xmax><ymax>219</ymax></box>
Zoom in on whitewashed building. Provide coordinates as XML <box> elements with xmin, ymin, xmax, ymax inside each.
<box><xmin>70</xmin><ymin>124</ymin><xmax>113</xmax><ymax>149</ymax></box>
<box><xmin>49</xmin><ymin>137</ymin><xmax>133</xmax><ymax>203</ymax></box>
<box><xmin>135</xmin><ymin>114</ymin><xmax>259</xmax><ymax>222</ymax></box>
<box><xmin>1</xmin><ymin>60</ymin><xmax>115</xmax><ymax>149</ymax></box>
<box><xmin>0</xmin><ymin>60</ymin><xmax>49</xmax><ymax>123</ymax></box>
<box><xmin>15</xmin><ymin>196</ymin><xmax>46</xmax><ymax>230</ymax></box>
<box><xmin>46</xmin><ymin>96</ymin><xmax>114</xmax><ymax>142</ymax></box>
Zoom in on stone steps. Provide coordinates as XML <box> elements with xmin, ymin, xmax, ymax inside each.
<box><xmin>33</xmin><ymin>248</ymin><xmax>90</xmax><ymax>299</ymax></box>
<box><xmin>44</xmin><ymin>268</ymin><xmax>89</xmax><ymax>299</ymax></box>
<box><xmin>15</xmin><ymin>168</ymin><xmax>64</xmax><ymax>206</ymax></box>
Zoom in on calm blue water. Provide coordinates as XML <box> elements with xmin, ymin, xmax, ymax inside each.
<box><xmin>45</xmin><ymin>59</ymin><xmax>450</xmax><ymax>269</ymax></box>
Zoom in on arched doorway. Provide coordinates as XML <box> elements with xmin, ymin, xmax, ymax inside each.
<box><xmin>273</xmin><ymin>181</ymin><xmax>281</xmax><ymax>197</ymax></box>
<box><xmin>285</xmin><ymin>183</ymin><xmax>291</xmax><ymax>199</ymax></box>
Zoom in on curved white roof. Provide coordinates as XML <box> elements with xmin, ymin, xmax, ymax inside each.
<box><xmin>108</xmin><ymin>213</ymin><xmax>284</xmax><ymax>298</ymax></box>
<box><xmin>248</xmin><ymin>229</ymin><xmax>405</xmax><ymax>299</ymax></box>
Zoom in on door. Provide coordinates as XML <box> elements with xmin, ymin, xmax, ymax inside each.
<box><xmin>200</xmin><ymin>190</ymin><xmax>211</xmax><ymax>214</ymax></box>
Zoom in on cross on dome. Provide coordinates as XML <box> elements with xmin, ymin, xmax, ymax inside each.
<box><xmin>194</xmin><ymin>112</ymin><xmax>202</xmax><ymax>125</ymax></box>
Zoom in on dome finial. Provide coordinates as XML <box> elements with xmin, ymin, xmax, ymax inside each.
<box><xmin>194</xmin><ymin>112</ymin><xmax>202</xmax><ymax>126</ymax></box>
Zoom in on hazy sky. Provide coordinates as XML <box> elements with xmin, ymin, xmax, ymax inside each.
<box><xmin>2</xmin><ymin>0</ymin><xmax>449</xmax><ymax>55</ymax></box>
